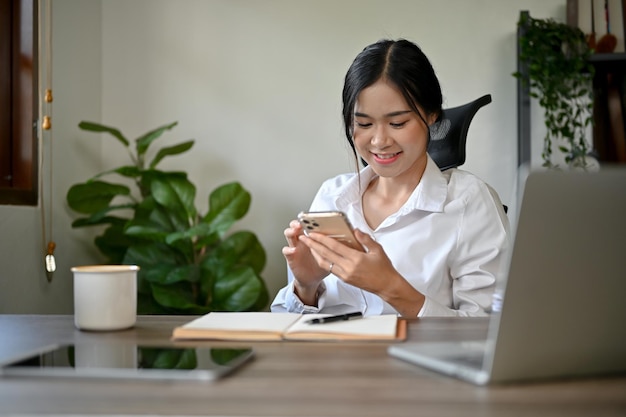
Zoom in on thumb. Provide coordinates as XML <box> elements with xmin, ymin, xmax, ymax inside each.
<box><xmin>354</xmin><ymin>229</ymin><xmax>377</xmax><ymax>252</ymax></box>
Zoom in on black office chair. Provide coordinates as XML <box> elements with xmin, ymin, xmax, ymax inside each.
<box><xmin>427</xmin><ymin>94</ymin><xmax>492</xmax><ymax>171</ymax></box>
<box><xmin>428</xmin><ymin>94</ymin><xmax>506</xmax><ymax>213</ymax></box>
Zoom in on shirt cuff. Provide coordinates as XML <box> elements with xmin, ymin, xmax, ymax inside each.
<box><xmin>286</xmin><ymin>281</ymin><xmax>327</xmax><ymax>314</ymax></box>
<box><xmin>418</xmin><ymin>296</ymin><xmax>489</xmax><ymax>317</ymax></box>
<box><xmin>417</xmin><ymin>297</ymin><xmax>453</xmax><ymax>317</ymax></box>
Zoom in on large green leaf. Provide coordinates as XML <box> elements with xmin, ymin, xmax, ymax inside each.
<box><xmin>133</xmin><ymin>196</ymin><xmax>176</xmax><ymax>231</ymax></box>
<box><xmin>123</xmin><ymin>243</ymin><xmax>180</xmax><ymax>268</ymax></box>
<box><xmin>202</xmin><ymin>182</ymin><xmax>251</xmax><ymax>236</ymax></box>
<box><xmin>94</xmin><ymin>224</ymin><xmax>135</xmax><ymax>264</ymax></box>
<box><xmin>128</xmin><ymin>202</ymin><xmax>196</xmax><ymax>260</ymax></box>
<box><xmin>139</xmin><ymin>264</ymin><xmax>178</xmax><ymax>286</ymax></box>
<box><xmin>165</xmin><ymin>265</ymin><xmax>201</xmax><ymax>284</ymax></box>
<box><xmin>79</xmin><ymin>121</ymin><xmax>130</xmax><ymax>147</ymax></box>
<box><xmin>67</xmin><ymin>181</ymin><xmax>131</xmax><ymax>214</ymax></box>
<box><xmin>143</xmin><ymin>264</ymin><xmax>201</xmax><ymax>286</ymax></box>
<box><xmin>150</xmin><ymin>176</ymin><xmax>197</xmax><ymax>229</ymax></box>
<box><xmin>248</xmin><ymin>282</ymin><xmax>270</xmax><ymax>312</ymax></box>
<box><xmin>201</xmin><ymin>231</ymin><xmax>266</xmax><ymax>276</ymax></box>
<box><xmin>135</xmin><ymin>121</ymin><xmax>178</xmax><ymax>156</ymax></box>
<box><xmin>71</xmin><ymin>214</ymin><xmax>129</xmax><ymax>228</ymax></box>
<box><xmin>197</xmin><ymin>265</ymin><xmax>217</xmax><ymax>303</ymax></box>
<box><xmin>211</xmin><ymin>266</ymin><xmax>264</xmax><ymax>311</ymax></box>
<box><xmin>150</xmin><ymin>140</ymin><xmax>194</xmax><ymax>169</ymax></box>
<box><xmin>124</xmin><ymin>224</ymin><xmax>169</xmax><ymax>242</ymax></box>
<box><xmin>90</xmin><ymin>166</ymin><xmax>142</xmax><ymax>182</ymax></box>
<box><xmin>124</xmin><ymin>204</ymin><xmax>178</xmax><ymax>242</ymax></box>
<box><xmin>139</xmin><ymin>170</ymin><xmax>188</xmax><ymax>200</ymax></box>
<box><xmin>151</xmin><ymin>282</ymin><xmax>210</xmax><ymax>314</ymax></box>
<box><xmin>165</xmin><ymin>222</ymin><xmax>220</xmax><ymax>246</ymax></box>
<box><xmin>137</xmin><ymin>292</ymin><xmax>169</xmax><ymax>314</ymax></box>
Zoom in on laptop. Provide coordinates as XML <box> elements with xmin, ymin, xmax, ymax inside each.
<box><xmin>388</xmin><ymin>167</ymin><xmax>626</xmax><ymax>385</ymax></box>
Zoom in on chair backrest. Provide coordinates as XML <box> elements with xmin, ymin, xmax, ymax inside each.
<box><xmin>427</xmin><ymin>94</ymin><xmax>492</xmax><ymax>171</ymax></box>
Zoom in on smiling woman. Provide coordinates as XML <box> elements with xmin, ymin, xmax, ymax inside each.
<box><xmin>0</xmin><ymin>0</ymin><xmax>38</xmax><ymax>206</ymax></box>
<box><xmin>271</xmin><ymin>39</ymin><xmax>510</xmax><ymax>318</ymax></box>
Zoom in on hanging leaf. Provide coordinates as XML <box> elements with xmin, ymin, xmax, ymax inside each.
<box><xmin>514</xmin><ymin>14</ymin><xmax>594</xmax><ymax>168</ymax></box>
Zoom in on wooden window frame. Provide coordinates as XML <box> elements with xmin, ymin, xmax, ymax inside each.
<box><xmin>0</xmin><ymin>0</ymin><xmax>38</xmax><ymax>206</ymax></box>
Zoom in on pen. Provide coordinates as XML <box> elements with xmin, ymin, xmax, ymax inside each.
<box><xmin>307</xmin><ymin>312</ymin><xmax>363</xmax><ymax>325</ymax></box>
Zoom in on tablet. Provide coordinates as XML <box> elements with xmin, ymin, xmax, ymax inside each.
<box><xmin>0</xmin><ymin>344</ymin><xmax>254</xmax><ymax>382</ymax></box>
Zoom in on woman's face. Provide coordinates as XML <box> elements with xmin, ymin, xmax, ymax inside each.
<box><xmin>353</xmin><ymin>79</ymin><xmax>435</xmax><ymax>180</ymax></box>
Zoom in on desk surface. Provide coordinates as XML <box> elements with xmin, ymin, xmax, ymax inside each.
<box><xmin>0</xmin><ymin>315</ymin><xmax>624</xmax><ymax>417</ymax></box>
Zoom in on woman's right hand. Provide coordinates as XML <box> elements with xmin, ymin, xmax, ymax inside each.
<box><xmin>282</xmin><ymin>219</ymin><xmax>328</xmax><ymax>304</ymax></box>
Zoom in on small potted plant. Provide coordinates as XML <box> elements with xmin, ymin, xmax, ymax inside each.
<box><xmin>515</xmin><ymin>13</ymin><xmax>596</xmax><ymax>169</ymax></box>
<box><xmin>66</xmin><ymin>121</ymin><xmax>269</xmax><ymax>314</ymax></box>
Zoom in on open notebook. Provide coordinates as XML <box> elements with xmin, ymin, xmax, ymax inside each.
<box><xmin>388</xmin><ymin>168</ymin><xmax>626</xmax><ymax>385</ymax></box>
<box><xmin>172</xmin><ymin>312</ymin><xmax>406</xmax><ymax>342</ymax></box>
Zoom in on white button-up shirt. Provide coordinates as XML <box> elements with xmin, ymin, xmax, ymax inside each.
<box><xmin>271</xmin><ymin>155</ymin><xmax>510</xmax><ymax>317</ymax></box>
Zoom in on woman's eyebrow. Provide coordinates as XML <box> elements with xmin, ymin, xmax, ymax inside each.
<box><xmin>385</xmin><ymin>110</ymin><xmax>412</xmax><ymax>117</ymax></box>
<box><xmin>354</xmin><ymin>110</ymin><xmax>412</xmax><ymax>118</ymax></box>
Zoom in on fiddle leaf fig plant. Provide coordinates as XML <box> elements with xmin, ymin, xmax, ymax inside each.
<box><xmin>66</xmin><ymin>121</ymin><xmax>269</xmax><ymax>314</ymax></box>
<box><xmin>514</xmin><ymin>13</ymin><xmax>595</xmax><ymax>169</ymax></box>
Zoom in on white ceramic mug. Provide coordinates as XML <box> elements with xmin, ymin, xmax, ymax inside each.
<box><xmin>72</xmin><ymin>265</ymin><xmax>139</xmax><ymax>331</ymax></box>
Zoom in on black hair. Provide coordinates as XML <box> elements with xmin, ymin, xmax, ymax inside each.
<box><xmin>341</xmin><ymin>39</ymin><xmax>443</xmax><ymax>165</ymax></box>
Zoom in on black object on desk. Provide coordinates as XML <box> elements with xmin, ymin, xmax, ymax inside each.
<box><xmin>307</xmin><ymin>312</ymin><xmax>363</xmax><ymax>325</ymax></box>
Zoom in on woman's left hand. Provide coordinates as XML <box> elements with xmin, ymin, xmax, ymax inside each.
<box><xmin>298</xmin><ymin>229</ymin><xmax>396</xmax><ymax>295</ymax></box>
<box><xmin>299</xmin><ymin>228</ymin><xmax>426</xmax><ymax>317</ymax></box>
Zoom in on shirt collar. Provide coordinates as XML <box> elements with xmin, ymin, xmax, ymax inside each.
<box><xmin>409</xmin><ymin>154</ymin><xmax>448</xmax><ymax>213</ymax></box>
<box><xmin>334</xmin><ymin>154</ymin><xmax>449</xmax><ymax>214</ymax></box>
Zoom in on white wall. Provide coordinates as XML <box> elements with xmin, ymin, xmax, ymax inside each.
<box><xmin>0</xmin><ymin>0</ymin><xmax>563</xmax><ymax>313</ymax></box>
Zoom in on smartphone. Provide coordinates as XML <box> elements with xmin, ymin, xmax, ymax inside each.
<box><xmin>0</xmin><ymin>344</ymin><xmax>254</xmax><ymax>382</ymax></box>
<box><xmin>297</xmin><ymin>211</ymin><xmax>364</xmax><ymax>252</ymax></box>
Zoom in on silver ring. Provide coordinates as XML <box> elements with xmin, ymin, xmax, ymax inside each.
<box><xmin>329</xmin><ymin>262</ymin><xmax>334</xmax><ymax>274</ymax></box>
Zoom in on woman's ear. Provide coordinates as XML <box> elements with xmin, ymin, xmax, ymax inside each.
<box><xmin>427</xmin><ymin>111</ymin><xmax>440</xmax><ymax>127</ymax></box>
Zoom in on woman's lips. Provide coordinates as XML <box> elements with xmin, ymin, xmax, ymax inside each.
<box><xmin>372</xmin><ymin>152</ymin><xmax>401</xmax><ymax>165</ymax></box>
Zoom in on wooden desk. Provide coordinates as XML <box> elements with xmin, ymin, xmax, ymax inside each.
<box><xmin>0</xmin><ymin>315</ymin><xmax>624</xmax><ymax>417</ymax></box>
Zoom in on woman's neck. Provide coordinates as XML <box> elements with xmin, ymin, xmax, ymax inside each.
<box><xmin>361</xmin><ymin>160</ymin><xmax>427</xmax><ymax>229</ymax></box>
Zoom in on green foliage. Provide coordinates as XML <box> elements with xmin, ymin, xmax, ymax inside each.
<box><xmin>66</xmin><ymin>121</ymin><xmax>269</xmax><ymax>314</ymax></box>
<box><xmin>514</xmin><ymin>14</ymin><xmax>595</xmax><ymax>168</ymax></box>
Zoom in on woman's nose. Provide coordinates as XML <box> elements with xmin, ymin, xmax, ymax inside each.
<box><xmin>371</xmin><ymin>125</ymin><xmax>390</xmax><ymax>148</ymax></box>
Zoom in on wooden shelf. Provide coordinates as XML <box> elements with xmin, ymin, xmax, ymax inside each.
<box><xmin>589</xmin><ymin>53</ymin><xmax>626</xmax><ymax>72</ymax></box>
<box><xmin>589</xmin><ymin>54</ymin><xmax>626</xmax><ymax>163</ymax></box>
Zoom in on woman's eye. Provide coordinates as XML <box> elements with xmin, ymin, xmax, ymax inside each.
<box><xmin>355</xmin><ymin>122</ymin><xmax>372</xmax><ymax>128</ymax></box>
<box><xmin>390</xmin><ymin>121</ymin><xmax>407</xmax><ymax>128</ymax></box>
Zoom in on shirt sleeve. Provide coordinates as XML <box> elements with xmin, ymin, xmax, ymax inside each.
<box><xmin>419</xmin><ymin>181</ymin><xmax>510</xmax><ymax>317</ymax></box>
<box><xmin>270</xmin><ymin>177</ymin><xmax>342</xmax><ymax>313</ymax></box>
<box><xmin>270</xmin><ymin>269</ymin><xmax>327</xmax><ymax>313</ymax></box>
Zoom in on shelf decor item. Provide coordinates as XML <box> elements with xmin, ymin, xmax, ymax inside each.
<box><xmin>515</xmin><ymin>13</ymin><xmax>596</xmax><ymax>169</ymax></box>
<box><xmin>66</xmin><ymin>121</ymin><xmax>269</xmax><ymax>314</ymax></box>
